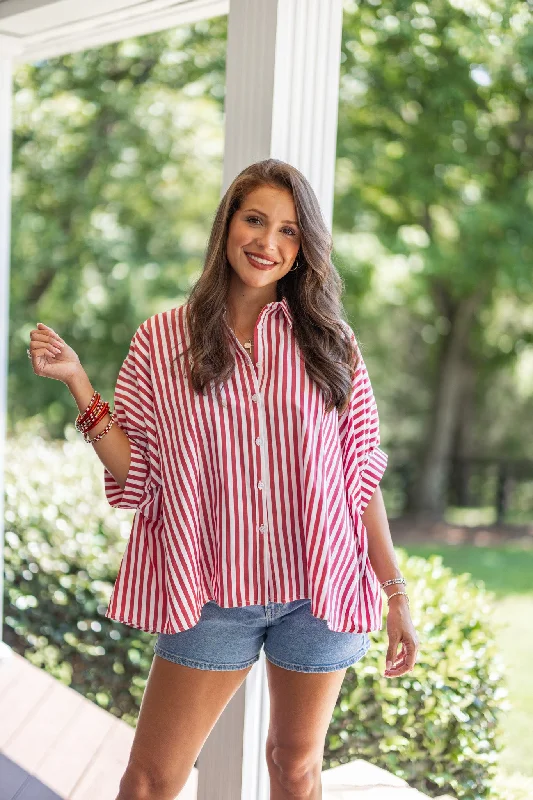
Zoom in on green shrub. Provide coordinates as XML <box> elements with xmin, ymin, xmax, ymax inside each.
<box><xmin>3</xmin><ymin>418</ymin><xmax>155</xmax><ymax>725</ymax></box>
<box><xmin>325</xmin><ymin>549</ymin><xmax>509</xmax><ymax>799</ymax></box>
<box><xmin>4</xmin><ymin>422</ymin><xmax>509</xmax><ymax>796</ymax></box>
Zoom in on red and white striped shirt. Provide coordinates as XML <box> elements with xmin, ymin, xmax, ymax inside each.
<box><xmin>104</xmin><ymin>297</ymin><xmax>388</xmax><ymax>633</ymax></box>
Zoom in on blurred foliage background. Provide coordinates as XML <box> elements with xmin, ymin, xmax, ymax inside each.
<box><xmin>4</xmin><ymin>0</ymin><xmax>533</xmax><ymax>798</ymax></box>
<box><xmin>7</xmin><ymin>0</ymin><xmax>533</xmax><ymax>520</ymax></box>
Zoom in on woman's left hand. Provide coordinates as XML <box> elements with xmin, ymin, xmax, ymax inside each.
<box><xmin>384</xmin><ymin>598</ymin><xmax>419</xmax><ymax>678</ymax></box>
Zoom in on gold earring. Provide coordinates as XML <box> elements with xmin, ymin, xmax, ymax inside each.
<box><xmin>290</xmin><ymin>254</ymin><xmax>301</xmax><ymax>272</ymax></box>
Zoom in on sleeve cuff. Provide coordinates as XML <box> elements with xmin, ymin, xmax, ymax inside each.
<box><xmin>359</xmin><ymin>447</ymin><xmax>388</xmax><ymax>514</ymax></box>
<box><xmin>104</xmin><ymin>440</ymin><xmax>150</xmax><ymax>510</ymax></box>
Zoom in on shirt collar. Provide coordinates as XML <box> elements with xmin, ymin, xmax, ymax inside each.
<box><xmin>278</xmin><ymin>296</ymin><xmax>293</xmax><ymax>329</ymax></box>
<box><xmin>222</xmin><ymin>296</ymin><xmax>293</xmax><ymax>330</ymax></box>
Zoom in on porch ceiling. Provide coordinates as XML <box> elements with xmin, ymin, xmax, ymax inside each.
<box><xmin>0</xmin><ymin>0</ymin><xmax>228</xmax><ymax>63</ymax></box>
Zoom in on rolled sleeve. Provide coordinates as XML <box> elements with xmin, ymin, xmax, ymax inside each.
<box><xmin>104</xmin><ymin>440</ymin><xmax>150</xmax><ymax>509</ymax></box>
<box><xmin>103</xmin><ymin>320</ymin><xmax>161</xmax><ymax>520</ymax></box>
<box><xmin>359</xmin><ymin>444</ymin><xmax>388</xmax><ymax>513</ymax></box>
<box><xmin>339</xmin><ymin>324</ymin><xmax>388</xmax><ymax>515</ymax></box>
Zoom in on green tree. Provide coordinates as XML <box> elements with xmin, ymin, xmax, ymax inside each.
<box><xmin>9</xmin><ymin>19</ymin><xmax>227</xmax><ymax>436</ymax></box>
<box><xmin>336</xmin><ymin>0</ymin><xmax>533</xmax><ymax>517</ymax></box>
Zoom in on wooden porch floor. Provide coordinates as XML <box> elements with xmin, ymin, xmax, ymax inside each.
<box><xmin>0</xmin><ymin>645</ymin><xmax>444</xmax><ymax>800</ymax></box>
<box><xmin>0</xmin><ymin>645</ymin><xmax>197</xmax><ymax>800</ymax></box>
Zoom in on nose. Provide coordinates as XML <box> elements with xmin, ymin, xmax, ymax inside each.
<box><xmin>254</xmin><ymin>226</ymin><xmax>279</xmax><ymax>253</ymax></box>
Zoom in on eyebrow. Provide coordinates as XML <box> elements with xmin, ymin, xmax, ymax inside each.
<box><xmin>242</xmin><ymin>207</ymin><xmax>300</xmax><ymax>228</ymax></box>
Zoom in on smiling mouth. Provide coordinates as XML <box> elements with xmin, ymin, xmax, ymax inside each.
<box><xmin>244</xmin><ymin>252</ymin><xmax>279</xmax><ymax>269</ymax></box>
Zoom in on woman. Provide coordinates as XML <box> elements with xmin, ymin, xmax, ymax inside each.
<box><xmin>28</xmin><ymin>158</ymin><xmax>419</xmax><ymax>800</ymax></box>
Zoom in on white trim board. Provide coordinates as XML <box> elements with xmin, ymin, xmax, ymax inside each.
<box><xmin>0</xmin><ymin>0</ymin><xmax>228</xmax><ymax>63</ymax></box>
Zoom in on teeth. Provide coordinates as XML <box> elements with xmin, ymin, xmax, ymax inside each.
<box><xmin>247</xmin><ymin>253</ymin><xmax>276</xmax><ymax>266</ymax></box>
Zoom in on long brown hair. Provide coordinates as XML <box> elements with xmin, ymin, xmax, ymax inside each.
<box><xmin>183</xmin><ymin>158</ymin><xmax>359</xmax><ymax>415</ymax></box>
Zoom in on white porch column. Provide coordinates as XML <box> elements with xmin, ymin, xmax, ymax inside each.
<box><xmin>196</xmin><ymin>2</ymin><xmax>344</xmax><ymax>798</ymax></box>
<box><xmin>0</xmin><ymin>35</ymin><xmax>23</xmax><ymax>659</ymax></box>
<box><xmin>221</xmin><ymin>0</ymin><xmax>343</xmax><ymax>225</ymax></box>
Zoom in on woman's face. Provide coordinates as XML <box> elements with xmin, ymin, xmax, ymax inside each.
<box><xmin>226</xmin><ymin>184</ymin><xmax>302</xmax><ymax>291</ymax></box>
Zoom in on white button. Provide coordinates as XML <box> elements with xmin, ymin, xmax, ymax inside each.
<box><xmin>256</xmin><ymin>362</ymin><xmax>260</xmax><ymax>368</ymax></box>
<box><xmin>258</xmin><ymin>481</ymin><xmax>264</xmax><ymax>490</ymax></box>
<box><xmin>252</xmin><ymin>394</ymin><xmax>259</xmax><ymax>402</ymax></box>
<box><xmin>259</xmin><ymin>524</ymin><xmax>267</xmax><ymax>533</ymax></box>
<box><xmin>255</xmin><ymin>437</ymin><xmax>262</xmax><ymax>445</ymax></box>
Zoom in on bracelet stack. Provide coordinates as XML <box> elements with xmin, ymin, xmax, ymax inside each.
<box><xmin>380</xmin><ymin>576</ymin><xmax>410</xmax><ymax>605</ymax></box>
<box><xmin>75</xmin><ymin>390</ymin><xmax>117</xmax><ymax>444</ymax></box>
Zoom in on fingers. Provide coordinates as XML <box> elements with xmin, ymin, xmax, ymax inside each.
<box><xmin>30</xmin><ymin>346</ymin><xmax>58</xmax><ymax>362</ymax></box>
<box><xmin>385</xmin><ymin>640</ymin><xmax>418</xmax><ymax>678</ymax></box>
<box><xmin>30</xmin><ymin>323</ymin><xmax>64</xmax><ymax>357</ymax></box>
<box><xmin>29</xmin><ymin>337</ymin><xmax>63</xmax><ymax>357</ymax></box>
<box><xmin>385</xmin><ymin>650</ymin><xmax>407</xmax><ymax>676</ymax></box>
<box><xmin>385</xmin><ymin>637</ymin><xmax>400</xmax><ymax>672</ymax></box>
<box><xmin>35</xmin><ymin>322</ymin><xmax>64</xmax><ymax>343</ymax></box>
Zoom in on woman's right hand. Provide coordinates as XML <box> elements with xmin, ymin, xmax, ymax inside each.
<box><xmin>28</xmin><ymin>322</ymin><xmax>84</xmax><ymax>385</ymax></box>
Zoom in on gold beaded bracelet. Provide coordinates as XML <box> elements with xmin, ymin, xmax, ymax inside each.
<box><xmin>386</xmin><ymin>591</ymin><xmax>410</xmax><ymax>605</ymax></box>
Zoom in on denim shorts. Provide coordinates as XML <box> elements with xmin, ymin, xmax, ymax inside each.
<box><xmin>153</xmin><ymin>599</ymin><xmax>371</xmax><ymax>673</ymax></box>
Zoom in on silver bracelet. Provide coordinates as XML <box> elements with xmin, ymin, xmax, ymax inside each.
<box><xmin>381</xmin><ymin>577</ymin><xmax>406</xmax><ymax>588</ymax></box>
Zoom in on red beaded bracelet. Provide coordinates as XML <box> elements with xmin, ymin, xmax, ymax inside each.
<box><xmin>83</xmin><ymin>410</ymin><xmax>118</xmax><ymax>444</ymax></box>
<box><xmin>84</xmin><ymin>401</ymin><xmax>110</xmax><ymax>431</ymax></box>
<box><xmin>75</xmin><ymin>391</ymin><xmax>102</xmax><ymax>432</ymax></box>
<box><xmin>75</xmin><ymin>390</ymin><xmax>117</xmax><ymax>443</ymax></box>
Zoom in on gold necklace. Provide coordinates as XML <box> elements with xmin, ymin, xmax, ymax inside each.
<box><xmin>228</xmin><ymin>311</ymin><xmax>254</xmax><ymax>357</ymax></box>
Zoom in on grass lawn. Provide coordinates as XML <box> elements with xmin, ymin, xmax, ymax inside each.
<box><xmin>398</xmin><ymin>542</ymin><xmax>533</xmax><ymax>799</ymax></box>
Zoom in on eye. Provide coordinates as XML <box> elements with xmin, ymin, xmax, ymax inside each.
<box><xmin>244</xmin><ymin>216</ymin><xmax>297</xmax><ymax>237</ymax></box>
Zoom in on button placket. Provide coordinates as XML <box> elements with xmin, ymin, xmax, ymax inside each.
<box><xmin>254</xmin><ymin>392</ymin><xmax>271</xmax><ymax>603</ymax></box>
<box><xmin>245</xmin><ymin>315</ymin><xmax>269</xmax><ymax>603</ymax></box>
